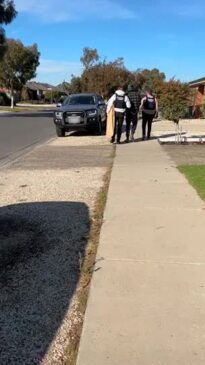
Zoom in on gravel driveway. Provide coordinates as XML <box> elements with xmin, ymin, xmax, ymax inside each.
<box><xmin>0</xmin><ymin>135</ymin><xmax>113</xmax><ymax>364</ymax></box>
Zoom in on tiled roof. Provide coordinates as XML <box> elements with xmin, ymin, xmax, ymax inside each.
<box><xmin>26</xmin><ymin>82</ymin><xmax>55</xmax><ymax>91</ymax></box>
<box><xmin>189</xmin><ymin>77</ymin><xmax>205</xmax><ymax>87</ymax></box>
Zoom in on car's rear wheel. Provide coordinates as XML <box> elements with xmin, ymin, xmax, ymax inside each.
<box><xmin>56</xmin><ymin>126</ymin><xmax>65</xmax><ymax>137</ymax></box>
<box><xmin>102</xmin><ymin>117</ymin><xmax>107</xmax><ymax>133</ymax></box>
<box><xmin>90</xmin><ymin>119</ymin><xmax>102</xmax><ymax>136</ymax></box>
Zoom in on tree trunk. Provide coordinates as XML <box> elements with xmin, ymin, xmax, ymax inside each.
<box><xmin>10</xmin><ymin>81</ymin><xmax>14</xmax><ymax>109</ymax></box>
<box><xmin>11</xmin><ymin>95</ymin><xmax>14</xmax><ymax>109</ymax></box>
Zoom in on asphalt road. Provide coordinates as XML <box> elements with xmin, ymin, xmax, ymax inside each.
<box><xmin>0</xmin><ymin>112</ymin><xmax>55</xmax><ymax>165</ymax></box>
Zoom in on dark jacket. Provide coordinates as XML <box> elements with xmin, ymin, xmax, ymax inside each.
<box><xmin>127</xmin><ymin>90</ymin><xmax>141</xmax><ymax>113</ymax></box>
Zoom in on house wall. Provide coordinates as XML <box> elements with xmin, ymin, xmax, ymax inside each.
<box><xmin>190</xmin><ymin>84</ymin><xmax>205</xmax><ymax>118</ymax></box>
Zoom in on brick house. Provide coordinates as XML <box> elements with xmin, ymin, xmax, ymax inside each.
<box><xmin>189</xmin><ymin>77</ymin><xmax>205</xmax><ymax>118</ymax></box>
<box><xmin>25</xmin><ymin>82</ymin><xmax>55</xmax><ymax>101</ymax></box>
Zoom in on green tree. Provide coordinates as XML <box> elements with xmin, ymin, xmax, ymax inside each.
<box><xmin>69</xmin><ymin>75</ymin><xmax>82</xmax><ymax>93</ymax></box>
<box><xmin>21</xmin><ymin>86</ymin><xmax>30</xmax><ymax>101</ymax></box>
<box><xmin>134</xmin><ymin>68</ymin><xmax>166</xmax><ymax>94</ymax></box>
<box><xmin>0</xmin><ymin>39</ymin><xmax>40</xmax><ymax>107</ymax></box>
<box><xmin>0</xmin><ymin>1</ymin><xmax>17</xmax><ymax>59</ymax></box>
<box><xmin>159</xmin><ymin>80</ymin><xmax>190</xmax><ymax>123</ymax></box>
<box><xmin>68</xmin><ymin>48</ymin><xmax>170</xmax><ymax>100</ymax></box>
<box><xmin>44</xmin><ymin>90</ymin><xmax>67</xmax><ymax>103</ymax></box>
<box><xmin>56</xmin><ymin>80</ymin><xmax>70</xmax><ymax>94</ymax></box>
<box><xmin>80</xmin><ymin>47</ymin><xmax>100</xmax><ymax>70</ymax></box>
<box><xmin>80</xmin><ymin>57</ymin><xmax>133</xmax><ymax>96</ymax></box>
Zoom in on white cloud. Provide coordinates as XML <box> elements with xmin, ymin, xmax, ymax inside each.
<box><xmin>35</xmin><ymin>59</ymin><xmax>82</xmax><ymax>85</ymax></box>
<box><xmin>15</xmin><ymin>0</ymin><xmax>136</xmax><ymax>23</ymax></box>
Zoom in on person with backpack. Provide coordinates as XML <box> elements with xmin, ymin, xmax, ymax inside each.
<box><xmin>125</xmin><ymin>84</ymin><xmax>141</xmax><ymax>142</ymax></box>
<box><xmin>140</xmin><ymin>89</ymin><xmax>158</xmax><ymax>140</ymax></box>
<box><xmin>106</xmin><ymin>86</ymin><xmax>131</xmax><ymax>144</ymax></box>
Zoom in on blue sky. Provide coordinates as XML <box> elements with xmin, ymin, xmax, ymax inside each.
<box><xmin>5</xmin><ymin>0</ymin><xmax>205</xmax><ymax>85</ymax></box>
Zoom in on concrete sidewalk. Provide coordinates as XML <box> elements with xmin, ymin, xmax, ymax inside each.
<box><xmin>77</xmin><ymin>137</ymin><xmax>205</xmax><ymax>365</ymax></box>
<box><xmin>152</xmin><ymin>118</ymin><xmax>205</xmax><ymax>137</ymax></box>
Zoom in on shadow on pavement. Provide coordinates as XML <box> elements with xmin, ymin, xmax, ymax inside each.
<box><xmin>67</xmin><ymin>131</ymin><xmax>92</xmax><ymax>137</ymax></box>
<box><xmin>0</xmin><ymin>201</ymin><xmax>90</xmax><ymax>364</ymax></box>
<box><xmin>66</xmin><ymin>129</ymin><xmax>106</xmax><ymax>137</ymax></box>
<box><xmin>132</xmin><ymin>133</ymin><xmax>182</xmax><ymax>143</ymax></box>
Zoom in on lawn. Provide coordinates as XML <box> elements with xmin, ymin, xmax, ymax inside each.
<box><xmin>0</xmin><ymin>106</ymin><xmax>55</xmax><ymax>113</ymax></box>
<box><xmin>178</xmin><ymin>165</ymin><xmax>205</xmax><ymax>201</ymax></box>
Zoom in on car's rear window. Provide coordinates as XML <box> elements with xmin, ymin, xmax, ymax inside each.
<box><xmin>65</xmin><ymin>95</ymin><xmax>95</xmax><ymax>105</ymax></box>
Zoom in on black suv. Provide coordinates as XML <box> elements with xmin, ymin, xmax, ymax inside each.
<box><xmin>53</xmin><ymin>93</ymin><xmax>106</xmax><ymax>137</ymax></box>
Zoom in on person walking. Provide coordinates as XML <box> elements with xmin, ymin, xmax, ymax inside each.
<box><xmin>140</xmin><ymin>89</ymin><xmax>158</xmax><ymax>140</ymax></box>
<box><xmin>125</xmin><ymin>84</ymin><xmax>141</xmax><ymax>142</ymax></box>
<box><xmin>107</xmin><ymin>86</ymin><xmax>131</xmax><ymax>144</ymax></box>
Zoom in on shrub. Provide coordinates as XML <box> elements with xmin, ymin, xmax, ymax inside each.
<box><xmin>201</xmin><ymin>102</ymin><xmax>205</xmax><ymax>118</ymax></box>
<box><xmin>44</xmin><ymin>91</ymin><xmax>66</xmax><ymax>103</ymax></box>
<box><xmin>159</xmin><ymin>80</ymin><xmax>190</xmax><ymax>123</ymax></box>
<box><xmin>0</xmin><ymin>92</ymin><xmax>11</xmax><ymax>106</ymax></box>
<box><xmin>21</xmin><ymin>87</ymin><xmax>30</xmax><ymax>101</ymax></box>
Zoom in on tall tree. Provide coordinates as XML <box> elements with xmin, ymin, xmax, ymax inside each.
<box><xmin>0</xmin><ymin>1</ymin><xmax>17</xmax><ymax>59</ymax></box>
<box><xmin>134</xmin><ymin>68</ymin><xmax>166</xmax><ymax>94</ymax></box>
<box><xmin>80</xmin><ymin>47</ymin><xmax>100</xmax><ymax>70</ymax></box>
<box><xmin>0</xmin><ymin>39</ymin><xmax>40</xmax><ymax>107</ymax></box>
<box><xmin>69</xmin><ymin>75</ymin><xmax>82</xmax><ymax>93</ymax></box>
<box><xmin>80</xmin><ymin>56</ymin><xmax>133</xmax><ymax>97</ymax></box>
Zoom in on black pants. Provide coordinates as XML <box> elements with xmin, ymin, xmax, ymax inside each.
<box><xmin>112</xmin><ymin>112</ymin><xmax>124</xmax><ymax>142</ymax></box>
<box><xmin>142</xmin><ymin>112</ymin><xmax>154</xmax><ymax>139</ymax></box>
<box><xmin>126</xmin><ymin>112</ymin><xmax>138</xmax><ymax>139</ymax></box>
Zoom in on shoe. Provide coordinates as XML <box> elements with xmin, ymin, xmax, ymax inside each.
<box><xmin>110</xmin><ymin>138</ymin><xmax>115</xmax><ymax>143</ymax></box>
<box><xmin>142</xmin><ymin>136</ymin><xmax>145</xmax><ymax>141</ymax></box>
<box><xmin>117</xmin><ymin>141</ymin><xmax>121</xmax><ymax>144</ymax></box>
<box><xmin>125</xmin><ymin>138</ymin><xmax>129</xmax><ymax>143</ymax></box>
<box><xmin>130</xmin><ymin>132</ymin><xmax>134</xmax><ymax>142</ymax></box>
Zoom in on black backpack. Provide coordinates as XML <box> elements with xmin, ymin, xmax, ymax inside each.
<box><xmin>114</xmin><ymin>93</ymin><xmax>126</xmax><ymax>109</ymax></box>
<box><xmin>143</xmin><ymin>96</ymin><xmax>156</xmax><ymax>111</ymax></box>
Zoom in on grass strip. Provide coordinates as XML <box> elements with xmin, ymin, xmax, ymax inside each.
<box><xmin>178</xmin><ymin>165</ymin><xmax>205</xmax><ymax>201</ymax></box>
<box><xmin>0</xmin><ymin>107</ymin><xmax>54</xmax><ymax>112</ymax></box>
<box><xmin>65</xmin><ymin>146</ymin><xmax>115</xmax><ymax>364</ymax></box>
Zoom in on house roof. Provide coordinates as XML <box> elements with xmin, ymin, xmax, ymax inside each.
<box><xmin>189</xmin><ymin>77</ymin><xmax>205</xmax><ymax>87</ymax></box>
<box><xmin>26</xmin><ymin>82</ymin><xmax>55</xmax><ymax>91</ymax></box>
<box><xmin>0</xmin><ymin>87</ymin><xmax>9</xmax><ymax>92</ymax></box>
<box><xmin>26</xmin><ymin>82</ymin><xmax>68</xmax><ymax>94</ymax></box>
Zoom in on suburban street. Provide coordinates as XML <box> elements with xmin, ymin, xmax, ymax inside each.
<box><xmin>0</xmin><ymin>112</ymin><xmax>55</xmax><ymax>165</ymax></box>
